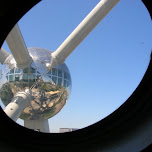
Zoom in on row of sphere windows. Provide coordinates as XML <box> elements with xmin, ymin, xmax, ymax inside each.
<box><xmin>8</xmin><ymin>67</ymin><xmax>71</xmax><ymax>81</ymax></box>
<box><xmin>5</xmin><ymin>67</ymin><xmax>71</xmax><ymax>88</ymax></box>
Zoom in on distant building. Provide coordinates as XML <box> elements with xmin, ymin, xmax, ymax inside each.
<box><xmin>59</xmin><ymin>128</ymin><xmax>79</xmax><ymax>133</ymax></box>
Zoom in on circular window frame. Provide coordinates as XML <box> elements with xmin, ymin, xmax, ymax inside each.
<box><xmin>0</xmin><ymin>0</ymin><xmax>152</xmax><ymax>151</ymax></box>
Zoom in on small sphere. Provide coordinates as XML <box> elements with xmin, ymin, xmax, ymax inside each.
<box><xmin>0</xmin><ymin>47</ymin><xmax>72</xmax><ymax>120</ymax></box>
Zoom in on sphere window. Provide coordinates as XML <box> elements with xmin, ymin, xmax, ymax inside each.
<box><xmin>28</xmin><ymin>74</ymin><xmax>35</xmax><ymax>82</ymax></box>
<box><xmin>52</xmin><ymin>68</ymin><xmax>57</xmax><ymax>76</ymax></box>
<box><xmin>15</xmin><ymin>75</ymin><xmax>20</xmax><ymax>81</ymax></box>
<box><xmin>58</xmin><ymin>78</ymin><xmax>62</xmax><ymax>86</ymax></box>
<box><xmin>23</xmin><ymin>74</ymin><xmax>28</xmax><ymax>82</ymax></box>
<box><xmin>67</xmin><ymin>73</ymin><xmax>70</xmax><ymax>81</ymax></box>
<box><xmin>6</xmin><ymin>75</ymin><xmax>8</xmax><ymax>80</ymax></box>
<box><xmin>47</xmin><ymin>70</ymin><xmax>51</xmax><ymax>75</ymax></box>
<box><xmin>52</xmin><ymin>76</ymin><xmax>57</xmax><ymax>84</ymax></box>
<box><xmin>9</xmin><ymin>68</ymin><xmax>15</xmax><ymax>74</ymax></box>
<box><xmin>67</xmin><ymin>81</ymin><xmax>70</xmax><ymax>87</ymax></box>
<box><xmin>30</xmin><ymin>67</ymin><xmax>36</xmax><ymax>73</ymax></box>
<box><xmin>37</xmin><ymin>71</ymin><xmax>40</xmax><ymax>74</ymax></box>
<box><xmin>48</xmin><ymin>76</ymin><xmax>51</xmax><ymax>79</ymax></box>
<box><xmin>9</xmin><ymin>75</ymin><xmax>14</xmax><ymax>82</ymax></box>
<box><xmin>23</xmin><ymin>68</ymin><xmax>29</xmax><ymax>74</ymax></box>
<box><xmin>23</xmin><ymin>67</ymin><xmax>35</xmax><ymax>74</ymax></box>
<box><xmin>15</xmin><ymin>68</ymin><xmax>21</xmax><ymax>73</ymax></box>
<box><xmin>36</xmin><ymin>75</ymin><xmax>41</xmax><ymax>81</ymax></box>
<box><xmin>58</xmin><ymin>69</ymin><xmax>62</xmax><ymax>77</ymax></box>
<box><xmin>64</xmin><ymin>80</ymin><xmax>67</xmax><ymax>87</ymax></box>
<box><xmin>64</xmin><ymin>72</ymin><xmax>67</xmax><ymax>79</ymax></box>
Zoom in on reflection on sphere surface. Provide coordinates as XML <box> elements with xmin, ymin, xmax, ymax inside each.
<box><xmin>0</xmin><ymin>47</ymin><xmax>72</xmax><ymax>120</ymax></box>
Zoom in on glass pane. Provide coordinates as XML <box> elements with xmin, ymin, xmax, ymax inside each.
<box><xmin>23</xmin><ymin>68</ymin><xmax>29</xmax><ymax>73</ymax></box>
<box><xmin>15</xmin><ymin>68</ymin><xmax>21</xmax><ymax>73</ymax></box>
<box><xmin>67</xmin><ymin>81</ymin><xmax>70</xmax><ymax>87</ymax></box>
<box><xmin>36</xmin><ymin>75</ymin><xmax>41</xmax><ymax>80</ymax></box>
<box><xmin>29</xmin><ymin>74</ymin><xmax>35</xmax><ymax>82</ymax></box>
<box><xmin>15</xmin><ymin>75</ymin><xmax>20</xmax><ymax>82</ymax></box>
<box><xmin>23</xmin><ymin>74</ymin><xmax>28</xmax><ymax>82</ymax></box>
<box><xmin>52</xmin><ymin>76</ymin><xmax>57</xmax><ymax>84</ymax></box>
<box><xmin>9</xmin><ymin>68</ymin><xmax>14</xmax><ymax>74</ymax></box>
<box><xmin>64</xmin><ymin>80</ymin><xmax>67</xmax><ymax>87</ymax></box>
<box><xmin>52</xmin><ymin>68</ymin><xmax>57</xmax><ymax>76</ymax></box>
<box><xmin>64</xmin><ymin>72</ymin><xmax>67</xmax><ymax>79</ymax></box>
<box><xmin>6</xmin><ymin>75</ymin><xmax>8</xmax><ymax>80</ymax></box>
<box><xmin>67</xmin><ymin>73</ymin><xmax>70</xmax><ymax>81</ymax></box>
<box><xmin>58</xmin><ymin>69</ymin><xmax>62</xmax><ymax>77</ymax></box>
<box><xmin>47</xmin><ymin>70</ymin><xmax>51</xmax><ymax>75</ymax></box>
<box><xmin>23</xmin><ymin>67</ymin><xmax>35</xmax><ymax>74</ymax></box>
<box><xmin>9</xmin><ymin>75</ymin><xmax>14</xmax><ymax>82</ymax></box>
<box><xmin>29</xmin><ymin>74</ymin><xmax>35</xmax><ymax>79</ymax></box>
<box><xmin>30</xmin><ymin>67</ymin><xmax>36</xmax><ymax>73</ymax></box>
<box><xmin>58</xmin><ymin>78</ymin><xmax>62</xmax><ymax>86</ymax></box>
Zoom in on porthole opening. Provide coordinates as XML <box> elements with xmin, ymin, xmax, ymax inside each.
<box><xmin>0</xmin><ymin>0</ymin><xmax>151</xmax><ymax>133</ymax></box>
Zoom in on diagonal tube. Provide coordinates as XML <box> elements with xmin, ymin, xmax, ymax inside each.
<box><xmin>4</xmin><ymin>90</ymin><xmax>31</xmax><ymax>122</ymax></box>
<box><xmin>50</xmin><ymin>0</ymin><xmax>120</xmax><ymax>68</ymax></box>
<box><xmin>0</xmin><ymin>48</ymin><xmax>10</xmax><ymax>64</ymax></box>
<box><xmin>6</xmin><ymin>24</ymin><xmax>32</xmax><ymax>69</ymax></box>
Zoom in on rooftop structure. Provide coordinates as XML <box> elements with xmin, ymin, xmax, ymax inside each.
<box><xmin>59</xmin><ymin>128</ymin><xmax>79</xmax><ymax>133</ymax></box>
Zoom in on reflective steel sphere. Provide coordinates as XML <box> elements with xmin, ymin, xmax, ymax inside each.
<box><xmin>0</xmin><ymin>47</ymin><xmax>72</xmax><ymax>120</ymax></box>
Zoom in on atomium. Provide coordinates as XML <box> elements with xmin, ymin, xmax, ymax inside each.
<box><xmin>0</xmin><ymin>0</ymin><xmax>121</xmax><ymax>133</ymax></box>
<box><xmin>0</xmin><ymin>47</ymin><xmax>72</xmax><ymax>120</ymax></box>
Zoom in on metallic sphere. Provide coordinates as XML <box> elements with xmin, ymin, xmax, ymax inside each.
<box><xmin>0</xmin><ymin>47</ymin><xmax>72</xmax><ymax>120</ymax></box>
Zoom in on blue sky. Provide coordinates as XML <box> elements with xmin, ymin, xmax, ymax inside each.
<box><xmin>1</xmin><ymin>0</ymin><xmax>152</xmax><ymax>132</ymax></box>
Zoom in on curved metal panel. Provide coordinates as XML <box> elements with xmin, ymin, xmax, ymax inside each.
<box><xmin>0</xmin><ymin>47</ymin><xmax>72</xmax><ymax>120</ymax></box>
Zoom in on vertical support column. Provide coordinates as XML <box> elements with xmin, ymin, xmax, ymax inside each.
<box><xmin>24</xmin><ymin>119</ymin><xmax>50</xmax><ymax>133</ymax></box>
